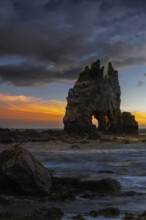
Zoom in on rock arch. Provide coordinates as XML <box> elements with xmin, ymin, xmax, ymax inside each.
<box><xmin>63</xmin><ymin>59</ymin><xmax>138</xmax><ymax>134</ymax></box>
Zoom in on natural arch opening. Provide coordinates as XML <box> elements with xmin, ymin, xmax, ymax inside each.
<box><xmin>92</xmin><ymin>115</ymin><xmax>98</xmax><ymax>128</ymax></box>
<box><xmin>92</xmin><ymin>114</ymin><xmax>110</xmax><ymax>131</ymax></box>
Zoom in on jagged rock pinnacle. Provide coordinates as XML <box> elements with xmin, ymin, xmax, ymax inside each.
<box><xmin>63</xmin><ymin>59</ymin><xmax>138</xmax><ymax>134</ymax></box>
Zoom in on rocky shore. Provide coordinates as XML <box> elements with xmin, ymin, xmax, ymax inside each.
<box><xmin>0</xmin><ymin>128</ymin><xmax>146</xmax><ymax>144</ymax></box>
<box><xmin>0</xmin><ymin>128</ymin><xmax>146</xmax><ymax>219</ymax></box>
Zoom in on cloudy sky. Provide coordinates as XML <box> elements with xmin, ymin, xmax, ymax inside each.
<box><xmin>0</xmin><ymin>0</ymin><xmax>146</xmax><ymax>128</ymax></box>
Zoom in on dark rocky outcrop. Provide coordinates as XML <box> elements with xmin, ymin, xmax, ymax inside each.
<box><xmin>24</xmin><ymin>207</ymin><xmax>64</xmax><ymax>220</ymax></box>
<box><xmin>51</xmin><ymin>177</ymin><xmax>121</xmax><ymax>197</ymax></box>
<box><xmin>0</xmin><ymin>145</ymin><xmax>52</xmax><ymax>196</ymax></box>
<box><xmin>124</xmin><ymin>211</ymin><xmax>146</xmax><ymax>220</ymax></box>
<box><xmin>81</xmin><ymin>177</ymin><xmax>121</xmax><ymax>194</ymax></box>
<box><xmin>0</xmin><ymin>207</ymin><xmax>64</xmax><ymax>220</ymax></box>
<box><xmin>73</xmin><ymin>214</ymin><xmax>85</xmax><ymax>220</ymax></box>
<box><xmin>63</xmin><ymin>59</ymin><xmax>138</xmax><ymax>134</ymax></box>
<box><xmin>89</xmin><ymin>207</ymin><xmax>120</xmax><ymax>217</ymax></box>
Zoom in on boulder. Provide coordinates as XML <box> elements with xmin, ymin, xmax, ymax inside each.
<box><xmin>82</xmin><ymin>177</ymin><xmax>121</xmax><ymax>193</ymax></box>
<box><xmin>52</xmin><ymin>177</ymin><xmax>121</xmax><ymax>195</ymax></box>
<box><xmin>0</xmin><ymin>145</ymin><xmax>52</xmax><ymax>196</ymax></box>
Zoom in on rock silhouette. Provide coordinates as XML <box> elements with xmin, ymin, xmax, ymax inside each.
<box><xmin>0</xmin><ymin>145</ymin><xmax>52</xmax><ymax>196</ymax></box>
<box><xmin>63</xmin><ymin>59</ymin><xmax>138</xmax><ymax>134</ymax></box>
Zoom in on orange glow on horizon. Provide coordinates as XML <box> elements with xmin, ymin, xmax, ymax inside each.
<box><xmin>0</xmin><ymin>93</ymin><xmax>66</xmax><ymax>126</ymax></box>
<box><xmin>133</xmin><ymin>112</ymin><xmax>146</xmax><ymax>128</ymax></box>
<box><xmin>0</xmin><ymin>93</ymin><xmax>146</xmax><ymax>128</ymax></box>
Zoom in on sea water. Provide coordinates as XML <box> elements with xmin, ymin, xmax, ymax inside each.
<box><xmin>25</xmin><ymin>142</ymin><xmax>146</xmax><ymax>219</ymax></box>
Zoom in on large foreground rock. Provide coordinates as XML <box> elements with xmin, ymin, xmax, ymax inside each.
<box><xmin>0</xmin><ymin>145</ymin><xmax>52</xmax><ymax>196</ymax></box>
<box><xmin>63</xmin><ymin>59</ymin><xmax>138</xmax><ymax>134</ymax></box>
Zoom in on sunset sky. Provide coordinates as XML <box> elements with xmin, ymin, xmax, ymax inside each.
<box><xmin>0</xmin><ymin>0</ymin><xmax>146</xmax><ymax>128</ymax></box>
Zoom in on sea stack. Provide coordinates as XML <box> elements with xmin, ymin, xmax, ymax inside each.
<box><xmin>63</xmin><ymin>59</ymin><xmax>138</xmax><ymax>134</ymax></box>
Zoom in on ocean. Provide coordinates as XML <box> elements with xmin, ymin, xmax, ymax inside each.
<box><xmin>19</xmin><ymin>140</ymin><xmax>146</xmax><ymax>220</ymax></box>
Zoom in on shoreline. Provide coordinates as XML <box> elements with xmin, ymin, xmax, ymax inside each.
<box><xmin>0</xmin><ymin>127</ymin><xmax>146</xmax><ymax>145</ymax></box>
<box><xmin>0</xmin><ymin>130</ymin><xmax>146</xmax><ymax>219</ymax></box>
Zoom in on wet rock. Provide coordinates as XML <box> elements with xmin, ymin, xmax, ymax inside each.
<box><xmin>82</xmin><ymin>177</ymin><xmax>121</xmax><ymax>194</ymax></box>
<box><xmin>98</xmin><ymin>170</ymin><xmax>114</xmax><ymax>174</ymax></box>
<box><xmin>89</xmin><ymin>207</ymin><xmax>120</xmax><ymax>217</ymax></box>
<box><xmin>52</xmin><ymin>177</ymin><xmax>121</xmax><ymax>196</ymax></box>
<box><xmin>63</xmin><ymin>59</ymin><xmax>138</xmax><ymax>134</ymax></box>
<box><xmin>0</xmin><ymin>207</ymin><xmax>64</xmax><ymax>220</ymax></box>
<box><xmin>98</xmin><ymin>207</ymin><xmax>120</xmax><ymax>217</ymax></box>
<box><xmin>120</xmin><ymin>191</ymin><xmax>144</xmax><ymax>197</ymax></box>
<box><xmin>0</xmin><ymin>145</ymin><xmax>52</xmax><ymax>196</ymax></box>
<box><xmin>89</xmin><ymin>210</ymin><xmax>99</xmax><ymax>217</ymax></box>
<box><xmin>28</xmin><ymin>207</ymin><xmax>64</xmax><ymax>220</ymax></box>
<box><xmin>138</xmin><ymin>210</ymin><xmax>146</xmax><ymax>219</ymax></box>
<box><xmin>116</xmin><ymin>168</ymin><xmax>128</xmax><ymax>174</ymax></box>
<box><xmin>50</xmin><ymin>190</ymin><xmax>74</xmax><ymax>201</ymax></box>
<box><xmin>81</xmin><ymin>193</ymin><xmax>97</xmax><ymax>199</ymax></box>
<box><xmin>124</xmin><ymin>210</ymin><xmax>146</xmax><ymax>220</ymax></box>
<box><xmin>73</xmin><ymin>214</ymin><xmax>85</xmax><ymax>220</ymax></box>
<box><xmin>124</xmin><ymin>212</ymin><xmax>135</xmax><ymax>220</ymax></box>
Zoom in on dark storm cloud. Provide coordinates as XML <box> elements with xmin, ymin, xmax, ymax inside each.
<box><xmin>0</xmin><ymin>0</ymin><xmax>146</xmax><ymax>86</ymax></box>
<box><xmin>0</xmin><ymin>62</ymin><xmax>80</xmax><ymax>86</ymax></box>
